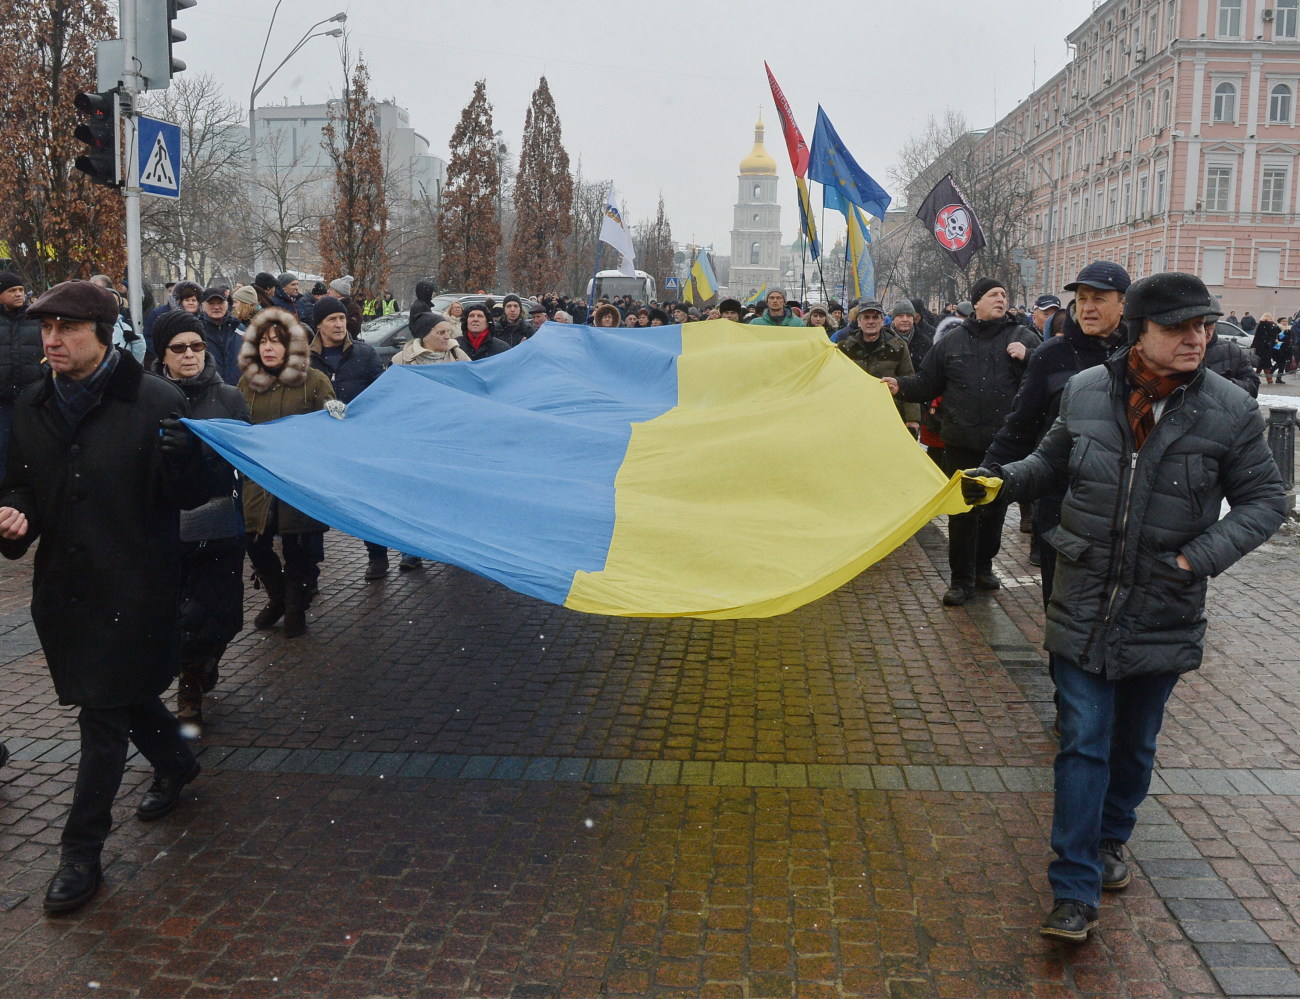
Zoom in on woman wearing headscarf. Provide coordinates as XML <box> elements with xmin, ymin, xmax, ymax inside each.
<box><xmin>151</xmin><ymin>311</ymin><xmax>250</xmax><ymax>731</ymax></box>
<box><xmin>237</xmin><ymin>308</ymin><xmax>335</xmax><ymax>637</ymax></box>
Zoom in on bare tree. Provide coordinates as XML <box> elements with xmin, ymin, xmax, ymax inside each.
<box><xmin>0</xmin><ymin>0</ymin><xmax>124</xmax><ymax>286</ymax></box>
<box><xmin>319</xmin><ymin>46</ymin><xmax>390</xmax><ymax>303</ymax></box>
<box><xmin>253</xmin><ymin>127</ymin><xmax>328</xmax><ymax>276</ymax></box>
<box><xmin>437</xmin><ymin>80</ymin><xmax>500</xmax><ymax>292</ymax></box>
<box><xmin>138</xmin><ymin>73</ymin><xmax>249</xmax><ymax>285</ymax></box>
<box><xmin>885</xmin><ymin>110</ymin><xmax>1034</xmax><ymax>307</ymax></box>
<box><xmin>632</xmin><ymin>195</ymin><xmax>673</xmax><ymax>291</ymax></box>
<box><xmin>563</xmin><ymin>166</ymin><xmax>612</xmax><ymax>298</ymax></box>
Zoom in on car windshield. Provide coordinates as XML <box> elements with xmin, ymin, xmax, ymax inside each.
<box><xmin>360</xmin><ymin>313</ymin><xmax>406</xmax><ymax>334</ymax></box>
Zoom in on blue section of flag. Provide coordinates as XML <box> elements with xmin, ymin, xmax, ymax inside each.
<box><xmin>808</xmin><ymin>107</ymin><xmax>891</xmax><ymax>219</ymax></box>
<box><xmin>186</xmin><ymin>326</ymin><xmax>684</xmax><ymax>605</ymax></box>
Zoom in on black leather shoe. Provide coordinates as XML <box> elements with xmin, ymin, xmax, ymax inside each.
<box><xmin>1039</xmin><ymin>899</ymin><xmax>1099</xmax><ymax>942</ymax></box>
<box><xmin>136</xmin><ymin>759</ymin><xmax>201</xmax><ymax>821</ymax></box>
<box><xmin>1101</xmin><ymin>840</ymin><xmax>1131</xmax><ymax>890</ymax></box>
<box><xmin>974</xmin><ymin>572</ymin><xmax>1001</xmax><ymax>590</ymax></box>
<box><xmin>44</xmin><ymin>860</ymin><xmax>102</xmax><ymax>914</ymax></box>
<box><xmin>942</xmin><ymin>585</ymin><xmax>973</xmax><ymax>606</ymax></box>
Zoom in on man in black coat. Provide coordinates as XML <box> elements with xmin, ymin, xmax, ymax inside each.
<box><xmin>963</xmin><ymin>273</ymin><xmax>1286</xmax><ymax>943</ymax></box>
<box><xmin>307</xmin><ymin>296</ymin><xmax>388</xmax><ymax>579</ymax></box>
<box><xmin>0</xmin><ymin>281</ymin><xmax>210</xmax><ymax>914</ymax></box>
<box><xmin>883</xmin><ymin>277</ymin><xmax>1040</xmax><ymax>606</ymax></box>
<box><xmin>0</xmin><ymin>271</ymin><xmax>43</xmax><ymax>469</ymax></box>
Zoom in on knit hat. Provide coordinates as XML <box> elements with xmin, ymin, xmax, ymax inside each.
<box><xmin>329</xmin><ymin>275</ymin><xmax>354</xmax><ymax>297</ymax></box>
<box><xmin>152</xmin><ymin>310</ymin><xmax>206</xmax><ymax>355</ymax></box>
<box><xmin>718</xmin><ymin>298</ymin><xmax>742</xmax><ymax>314</ymax></box>
<box><xmin>411</xmin><ymin>311</ymin><xmax>449</xmax><ymax>340</ymax></box>
<box><xmin>310</xmin><ymin>282</ymin><xmax>328</xmax><ymax>296</ymax></box>
<box><xmin>0</xmin><ymin>271</ymin><xmax>23</xmax><ymax>294</ymax></box>
<box><xmin>956</xmin><ymin>300</ymin><xmax>974</xmax><ymax>317</ymax></box>
<box><xmin>462</xmin><ymin>303</ymin><xmax>491</xmax><ymax>324</ymax></box>
<box><xmin>968</xmin><ymin>278</ymin><xmax>1006</xmax><ymax>305</ymax></box>
<box><xmin>253</xmin><ymin>272</ymin><xmax>279</xmax><ymax>291</ymax></box>
<box><xmin>891</xmin><ymin>300</ymin><xmax>916</xmax><ymax>318</ymax></box>
<box><xmin>232</xmin><ymin>286</ymin><xmax>259</xmax><ymax>306</ymax></box>
<box><xmin>313</xmin><ymin>296</ymin><xmax>347</xmax><ymax>325</ymax></box>
<box><xmin>502</xmin><ymin>293</ymin><xmax>522</xmax><ymax>308</ymax></box>
<box><xmin>276</xmin><ymin>272</ymin><xmax>297</xmax><ymax>288</ymax></box>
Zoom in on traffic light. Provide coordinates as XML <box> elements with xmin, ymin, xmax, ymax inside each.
<box><xmin>72</xmin><ymin>90</ymin><xmax>121</xmax><ymax>188</ymax></box>
<box><xmin>135</xmin><ymin>0</ymin><xmax>196</xmax><ymax>90</ymax></box>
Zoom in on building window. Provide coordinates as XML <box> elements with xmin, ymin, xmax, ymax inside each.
<box><xmin>1205</xmin><ymin>166</ymin><xmax>1234</xmax><ymax>211</ymax></box>
<box><xmin>1143</xmin><ymin>97</ymin><xmax>1154</xmax><ymax>135</ymax></box>
<box><xmin>1202</xmin><ymin>247</ymin><xmax>1227</xmax><ymax>285</ymax></box>
<box><xmin>752</xmin><ymin>184</ymin><xmax>761</xmax><ymax>199</ymax></box>
<box><xmin>1261</xmin><ymin>167</ymin><xmax>1288</xmax><ymax>213</ymax></box>
<box><xmin>1123</xmin><ymin>179</ymin><xmax>1132</xmax><ymax>219</ymax></box>
<box><xmin>1160</xmin><ymin>90</ymin><xmax>1171</xmax><ymax>128</ymax></box>
<box><xmin>1139</xmin><ymin>175</ymin><xmax>1150</xmax><ymax>216</ymax></box>
<box><xmin>752</xmin><ymin>212</ymin><xmax>761</xmax><ymax>223</ymax></box>
<box><xmin>1269</xmin><ymin>84</ymin><xmax>1293</xmax><ymax>123</ymax></box>
<box><xmin>1217</xmin><ymin>0</ymin><xmax>1242</xmax><ymax>37</ymax></box>
<box><xmin>1279</xmin><ymin>0</ymin><xmax>1298</xmax><ymax>38</ymax></box>
<box><xmin>1258</xmin><ymin>248</ymin><xmax>1282</xmax><ymax>286</ymax></box>
<box><xmin>1156</xmin><ymin>168</ymin><xmax>1167</xmax><ymax>211</ymax></box>
<box><xmin>750</xmin><ymin>242</ymin><xmax>760</xmax><ymax>265</ymax></box>
<box><xmin>1212</xmin><ymin>82</ymin><xmax>1237</xmax><ymax>123</ymax></box>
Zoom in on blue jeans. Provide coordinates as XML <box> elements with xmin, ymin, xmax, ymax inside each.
<box><xmin>1049</xmin><ymin>655</ymin><xmax>1180</xmax><ymax>906</ymax></box>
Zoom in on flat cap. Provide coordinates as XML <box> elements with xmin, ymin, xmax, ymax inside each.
<box><xmin>26</xmin><ymin>280</ymin><xmax>119</xmax><ymax>324</ymax></box>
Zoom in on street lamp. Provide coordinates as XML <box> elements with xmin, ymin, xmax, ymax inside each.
<box><xmin>248</xmin><ymin>7</ymin><xmax>347</xmax><ymax>273</ymax></box>
<box><xmin>996</xmin><ymin>124</ymin><xmax>1058</xmax><ymax>294</ymax></box>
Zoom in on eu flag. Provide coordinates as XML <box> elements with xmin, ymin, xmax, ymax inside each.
<box><xmin>808</xmin><ymin>106</ymin><xmax>891</xmax><ymax>219</ymax></box>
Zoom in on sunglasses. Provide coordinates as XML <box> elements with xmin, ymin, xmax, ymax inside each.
<box><xmin>167</xmin><ymin>341</ymin><xmax>206</xmax><ymax>354</ymax></box>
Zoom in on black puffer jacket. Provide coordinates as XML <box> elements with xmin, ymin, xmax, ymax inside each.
<box><xmin>996</xmin><ymin>354</ymin><xmax>1286</xmax><ymax>681</ymax></box>
<box><xmin>895</xmin><ymin>314</ymin><xmax>1040</xmax><ymax>453</ymax></box>
<box><xmin>0</xmin><ymin>304</ymin><xmax>44</xmax><ymax>401</ymax></box>
<box><xmin>985</xmin><ymin>309</ymin><xmax>1120</xmax><ymax>469</ymax></box>
<box><xmin>1203</xmin><ymin>332</ymin><xmax>1259</xmax><ymax>396</ymax></box>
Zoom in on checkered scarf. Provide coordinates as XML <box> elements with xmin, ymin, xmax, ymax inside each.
<box><xmin>1125</xmin><ymin>347</ymin><xmax>1188</xmax><ymax>450</ymax></box>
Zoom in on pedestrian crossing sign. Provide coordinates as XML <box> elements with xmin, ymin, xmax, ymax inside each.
<box><xmin>135</xmin><ymin>115</ymin><xmax>181</xmax><ymax>199</ymax></box>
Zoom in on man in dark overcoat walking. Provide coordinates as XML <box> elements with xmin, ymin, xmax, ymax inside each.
<box><xmin>0</xmin><ymin>280</ymin><xmax>211</xmax><ymax>913</ymax></box>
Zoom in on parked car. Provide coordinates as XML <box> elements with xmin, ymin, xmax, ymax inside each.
<box><xmin>430</xmin><ymin>292</ymin><xmax>536</xmax><ymax>317</ymax></box>
<box><xmin>357</xmin><ymin>312</ymin><xmax>411</xmax><ymax>368</ymax></box>
<box><xmin>1212</xmin><ymin>319</ymin><xmax>1251</xmax><ymax>349</ymax></box>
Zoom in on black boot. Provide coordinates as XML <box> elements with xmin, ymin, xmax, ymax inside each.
<box><xmin>283</xmin><ymin>567</ymin><xmax>309</xmax><ymax>639</ymax></box>
<box><xmin>253</xmin><ymin>567</ymin><xmax>286</xmax><ymax>629</ymax></box>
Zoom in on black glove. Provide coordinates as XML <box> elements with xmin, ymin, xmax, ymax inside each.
<box><xmin>159</xmin><ymin>415</ymin><xmax>196</xmax><ymax>456</ymax></box>
<box><xmin>960</xmin><ymin>467</ymin><xmax>999</xmax><ymax>506</ymax></box>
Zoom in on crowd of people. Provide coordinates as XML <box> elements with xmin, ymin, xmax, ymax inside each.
<box><xmin>0</xmin><ymin>262</ymin><xmax>1290</xmax><ymax>943</ymax></box>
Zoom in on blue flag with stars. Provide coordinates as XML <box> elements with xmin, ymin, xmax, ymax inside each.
<box><xmin>808</xmin><ymin>106</ymin><xmax>891</xmax><ymax>219</ymax></box>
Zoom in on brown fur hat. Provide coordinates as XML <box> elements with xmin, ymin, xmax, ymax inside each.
<box><xmin>239</xmin><ymin>307</ymin><xmax>310</xmax><ymax>391</ymax></box>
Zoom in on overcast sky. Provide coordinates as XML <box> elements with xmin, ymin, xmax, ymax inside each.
<box><xmin>185</xmin><ymin>0</ymin><xmax>1098</xmax><ymax>257</ymax></box>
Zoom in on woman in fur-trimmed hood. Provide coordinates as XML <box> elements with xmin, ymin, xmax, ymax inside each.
<box><xmin>236</xmin><ymin>308</ymin><xmax>335</xmax><ymax>638</ymax></box>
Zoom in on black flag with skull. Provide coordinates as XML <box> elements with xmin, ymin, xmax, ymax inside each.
<box><xmin>916</xmin><ymin>173</ymin><xmax>986</xmax><ymax>270</ymax></box>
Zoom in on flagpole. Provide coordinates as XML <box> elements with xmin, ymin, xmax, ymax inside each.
<box><xmin>818</xmin><ymin>199</ymin><xmax>830</xmax><ymax>306</ymax></box>
<box><xmin>586</xmin><ymin>238</ymin><xmax>604</xmax><ymax>318</ymax></box>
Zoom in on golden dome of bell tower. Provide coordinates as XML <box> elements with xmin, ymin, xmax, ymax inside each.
<box><xmin>739</xmin><ymin>118</ymin><xmax>777</xmax><ymax>176</ymax></box>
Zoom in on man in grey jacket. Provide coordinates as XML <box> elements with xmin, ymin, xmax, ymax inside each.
<box><xmin>962</xmin><ymin>273</ymin><xmax>1287</xmax><ymax>942</ymax></box>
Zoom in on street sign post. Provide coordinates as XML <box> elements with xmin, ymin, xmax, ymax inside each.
<box><xmin>664</xmin><ymin>276</ymin><xmax>681</xmax><ymax>290</ymax></box>
<box><xmin>135</xmin><ymin>115</ymin><xmax>181</xmax><ymax>198</ymax></box>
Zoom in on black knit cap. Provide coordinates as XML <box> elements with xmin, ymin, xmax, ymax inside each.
<box><xmin>313</xmin><ymin>296</ymin><xmax>347</xmax><ymax>325</ymax></box>
<box><xmin>253</xmin><ymin>272</ymin><xmax>279</xmax><ymax>290</ymax></box>
<box><xmin>151</xmin><ymin>309</ymin><xmax>206</xmax><ymax>355</ymax></box>
<box><xmin>0</xmin><ymin>271</ymin><xmax>23</xmax><ymax>294</ymax></box>
<box><xmin>411</xmin><ymin>311</ymin><xmax>449</xmax><ymax>340</ymax></box>
<box><xmin>968</xmin><ymin>277</ymin><xmax>1006</xmax><ymax>305</ymax></box>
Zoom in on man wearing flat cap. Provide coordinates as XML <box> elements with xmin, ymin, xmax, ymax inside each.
<box><xmin>961</xmin><ymin>272</ymin><xmax>1287</xmax><ymax>942</ymax></box>
<box><xmin>883</xmin><ymin>277</ymin><xmax>1040</xmax><ymax>606</ymax></box>
<box><xmin>0</xmin><ymin>280</ymin><xmax>212</xmax><ymax>913</ymax></box>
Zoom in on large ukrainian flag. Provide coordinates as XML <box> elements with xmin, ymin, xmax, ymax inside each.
<box><xmin>187</xmin><ymin>321</ymin><xmax>967</xmax><ymax>619</ymax></box>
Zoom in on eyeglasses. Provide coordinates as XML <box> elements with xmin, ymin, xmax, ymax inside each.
<box><xmin>166</xmin><ymin>341</ymin><xmax>206</xmax><ymax>354</ymax></box>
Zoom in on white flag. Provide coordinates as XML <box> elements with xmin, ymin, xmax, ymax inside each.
<box><xmin>598</xmin><ymin>186</ymin><xmax>637</xmax><ymax>278</ymax></box>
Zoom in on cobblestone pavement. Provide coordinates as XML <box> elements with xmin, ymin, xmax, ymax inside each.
<box><xmin>0</xmin><ymin>492</ymin><xmax>1297</xmax><ymax>996</ymax></box>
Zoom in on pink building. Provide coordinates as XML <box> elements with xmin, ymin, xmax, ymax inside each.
<box><xmin>981</xmin><ymin>0</ymin><xmax>1300</xmax><ymax>316</ymax></box>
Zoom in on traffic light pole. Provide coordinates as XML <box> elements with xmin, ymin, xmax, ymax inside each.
<box><xmin>120</xmin><ymin>0</ymin><xmax>144</xmax><ymax>340</ymax></box>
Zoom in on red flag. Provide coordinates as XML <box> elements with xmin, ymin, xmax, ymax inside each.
<box><xmin>764</xmin><ymin>62</ymin><xmax>809</xmax><ymax>178</ymax></box>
